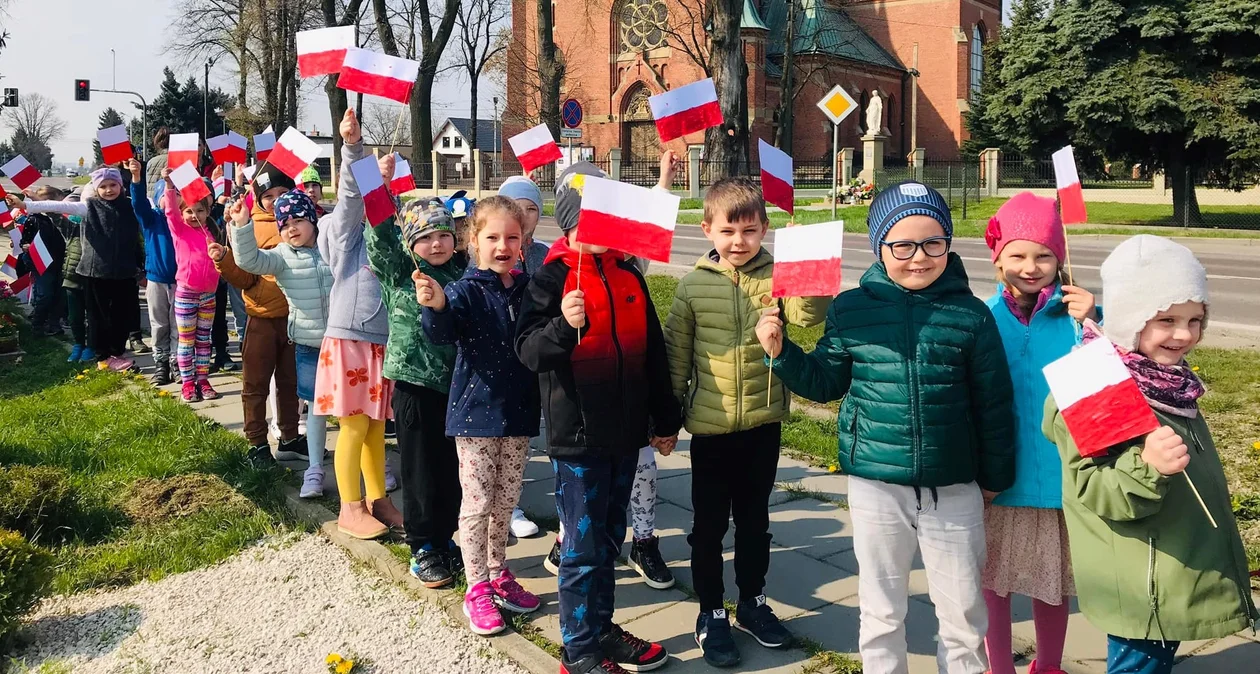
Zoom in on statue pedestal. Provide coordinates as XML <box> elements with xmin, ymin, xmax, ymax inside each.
<box><xmin>860</xmin><ymin>134</ymin><xmax>889</xmax><ymax>184</ymax></box>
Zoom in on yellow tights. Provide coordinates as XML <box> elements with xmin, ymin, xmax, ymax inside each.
<box><xmin>334</xmin><ymin>414</ymin><xmax>387</xmax><ymax>502</ymax></box>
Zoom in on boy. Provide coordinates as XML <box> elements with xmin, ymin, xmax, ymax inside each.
<box><xmin>663</xmin><ymin>177</ymin><xmax>830</xmax><ymax>667</ymax></box>
<box><xmin>516</xmin><ymin>162</ymin><xmax>682</xmax><ymax>674</ymax></box>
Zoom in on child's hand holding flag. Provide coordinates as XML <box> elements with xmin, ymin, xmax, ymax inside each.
<box><xmin>412</xmin><ymin>269</ymin><xmax>447</xmax><ymax>310</ymax></box>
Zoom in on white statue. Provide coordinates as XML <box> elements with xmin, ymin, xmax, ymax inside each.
<box><xmin>865</xmin><ymin>91</ymin><xmax>884</xmax><ymax>137</ymax></box>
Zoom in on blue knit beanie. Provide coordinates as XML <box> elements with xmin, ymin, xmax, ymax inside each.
<box><xmin>865</xmin><ymin>181</ymin><xmax>953</xmax><ymax>254</ymax></box>
<box><xmin>498</xmin><ymin>175</ymin><xmax>542</xmax><ymax>211</ymax></box>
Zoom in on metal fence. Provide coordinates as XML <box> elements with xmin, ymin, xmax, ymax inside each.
<box><xmin>998</xmin><ymin>156</ymin><xmax>1153</xmax><ymax>190</ymax></box>
<box><xmin>1146</xmin><ymin>168</ymin><xmax>1260</xmax><ymax>230</ymax></box>
<box><xmin>874</xmin><ymin>158</ymin><xmax>984</xmax><ymax>215</ymax></box>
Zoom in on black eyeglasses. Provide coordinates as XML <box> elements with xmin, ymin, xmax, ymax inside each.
<box><xmin>882</xmin><ymin>236</ymin><xmax>950</xmax><ymax>260</ymax></box>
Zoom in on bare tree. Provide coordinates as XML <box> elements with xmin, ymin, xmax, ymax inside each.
<box><xmin>658</xmin><ymin>0</ymin><xmax>712</xmax><ymax>75</ymax></box>
<box><xmin>167</xmin><ymin>0</ymin><xmax>254</xmax><ymax>106</ymax></box>
<box><xmin>535</xmin><ymin>0</ymin><xmax>564</xmax><ymax>140</ymax></box>
<box><xmin>4</xmin><ymin>93</ymin><xmax>67</xmax><ymax>145</ymax></box>
<box><xmin>706</xmin><ymin>0</ymin><xmax>747</xmax><ymax>177</ymax></box>
<box><xmin>450</xmin><ymin>0</ymin><xmax>509</xmax><ymax>153</ymax></box>
<box><xmin>362</xmin><ymin>102</ymin><xmax>413</xmax><ymax>145</ymax></box>
<box><xmin>321</xmin><ymin>0</ymin><xmax>367</xmax><ymax>157</ymax></box>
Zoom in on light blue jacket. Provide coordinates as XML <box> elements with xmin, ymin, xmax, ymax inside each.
<box><xmin>230</xmin><ymin>220</ymin><xmax>333</xmax><ymax>348</ymax></box>
<box><xmin>985</xmin><ymin>284</ymin><xmax>1080</xmax><ymax>509</ymax></box>
<box><xmin>319</xmin><ymin>141</ymin><xmax>389</xmax><ymax>345</ymax></box>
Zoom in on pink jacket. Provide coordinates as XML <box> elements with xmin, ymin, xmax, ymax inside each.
<box><xmin>164</xmin><ymin>188</ymin><xmax>220</xmax><ymax>293</ymax></box>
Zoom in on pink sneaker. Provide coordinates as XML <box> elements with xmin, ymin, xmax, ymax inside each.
<box><xmin>108</xmin><ymin>356</ymin><xmax>136</xmax><ymax>372</ymax></box>
<box><xmin>491</xmin><ymin>568</ymin><xmax>540</xmax><ymax>613</ymax></box>
<box><xmin>1029</xmin><ymin>661</ymin><xmax>1068</xmax><ymax>674</ymax></box>
<box><xmin>463</xmin><ymin>580</ymin><xmax>506</xmax><ymax>635</ymax></box>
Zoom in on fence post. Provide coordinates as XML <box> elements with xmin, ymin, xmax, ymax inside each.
<box><xmin>688</xmin><ymin>145</ymin><xmax>702</xmax><ymax>198</ymax></box>
<box><xmin>472</xmin><ymin>149</ymin><xmax>483</xmax><ymax>199</ymax></box>
<box><xmin>946</xmin><ymin>164</ymin><xmax>953</xmax><ymax>208</ymax></box>
<box><xmin>910</xmin><ymin>148</ymin><xmax>925</xmax><ymax>182</ymax></box>
<box><xmin>1184</xmin><ymin>166</ymin><xmax>1191</xmax><ymax>228</ymax></box>
<box><xmin>840</xmin><ymin>148</ymin><xmax>854</xmax><ymax>187</ymax></box>
<box><xmin>962</xmin><ymin>161</ymin><xmax>969</xmax><ymax>219</ymax></box>
<box><xmin>981</xmin><ymin>148</ymin><xmax>1001</xmax><ymax>197</ymax></box>
<box><xmin>609</xmin><ymin>148</ymin><xmax>622</xmax><ymax>181</ymax></box>
<box><xmin>431</xmin><ymin>151</ymin><xmax>442</xmax><ymax>193</ymax></box>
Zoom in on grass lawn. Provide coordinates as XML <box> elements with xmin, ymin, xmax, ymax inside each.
<box><xmin>0</xmin><ymin>325</ymin><xmax>295</xmax><ymax>595</ymax></box>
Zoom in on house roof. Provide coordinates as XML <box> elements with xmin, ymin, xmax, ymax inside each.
<box><xmin>441</xmin><ymin>117</ymin><xmax>502</xmax><ymax>152</ymax></box>
<box><xmin>761</xmin><ymin>0</ymin><xmax>905</xmax><ymax>77</ymax></box>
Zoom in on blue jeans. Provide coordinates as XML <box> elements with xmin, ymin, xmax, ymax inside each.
<box><xmin>294</xmin><ymin>343</ymin><xmax>327</xmax><ymax>469</ymax></box>
<box><xmin>225</xmin><ymin>282</ymin><xmax>248</xmax><ymax>341</ymax></box>
<box><xmin>1107</xmin><ymin>636</ymin><xmax>1179</xmax><ymax>674</ymax></box>
<box><xmin>554</xmin><ymin>451</ymin><xmax>637</xmax><ymax>662</ymax></box>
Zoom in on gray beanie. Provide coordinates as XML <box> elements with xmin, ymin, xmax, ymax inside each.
<box><xmin>1099</xmin><ymin>235</ymin><xmax>1209</xmax><ymax>351</ymax></box>
<box><xmin>554</xmin><ymin>161</ymin><xmax>608</xmax><ymax>232</ymax></box>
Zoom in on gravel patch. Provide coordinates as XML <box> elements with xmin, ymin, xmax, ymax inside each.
<box><xmin>12</xmin><ymin>534</ymin><xmax>529</xmax><ymax>674</ymax></box>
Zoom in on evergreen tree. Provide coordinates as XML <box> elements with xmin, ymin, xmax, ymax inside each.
<box><xmin>137</xmin><ymin>68</ymin><xmax>233</xmax><ymax>138</ymax></box>
<box><xmin>92</xmin><ymin>107</ymin><xmax>126</xmax><ymax>166</ymax></box>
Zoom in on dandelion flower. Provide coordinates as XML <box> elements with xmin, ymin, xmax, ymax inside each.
<box><xmin>1253</xmin><ymin>441</ymin><xmax>1260</xmax><ymax>451</ymax></box>
<box><xmin>827</xmin><ymin>464</ymin><xmax>838</xmax><ymax>474</ymax></box>
<box><xmin>157</xmin><ymin>390</ymin><xmax>171</xmax><ymax>397</ymax></box>
<box><xmin>325</xmin><ymin>654</ymin><xmax>343</xmax><ymax>665</ymax></box>
<box><xmin>1192</xmin><ymin>366</ymin><xmax>1201</xmax><ymax>372</ymax></box>
<box><xmin>336</xmin><ymin>660</ymin><xmax>355</xmax><ymax>674</ymax></box>
<box><xmin>81</xmin><ymin>368</ymin><xmax>90</xmax><ymax>374</ymax></box>
<box><xmin>75</xmin><ymin>375</ymin><xmax>85</xmax><ymax>380</ymax></box>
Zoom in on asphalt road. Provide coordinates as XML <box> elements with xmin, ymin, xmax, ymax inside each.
<box><xmin>534</xmin><ymin>218</ymin><xmax>1260</xmax><ymax>349</ymax></box>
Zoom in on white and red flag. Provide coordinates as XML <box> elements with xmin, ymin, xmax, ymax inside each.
<box><xmin>296</xmin><ymin>25</ymin><xmax>355</xmax><ymax>79</ymax></box>
<box><xmin>576</xmin><ymin>176</ymin><xmax>680</xmax><ymax>263</ymax></box>
<box><xmin>649</xmin><ymin>78</ymin><xmax>723</xmax><ymax>143</ymax></box>
<box><xmin>267</xmin><ymin>128</ymin><xmax>322</xmax><ymax>181</ymax></box>
<box><xmin>338</xmin><ymin>48</ymin><xmax>420</xmax><ymax>105</ymax></box>
<box><xmin>170</xmin><ymin>162</ymin><xmax>211</xmax><ymax>205</ymax></box>
<box><xmin>390</xmin><ymin>154</ymin><xmax>416</xmax><ymax>196</ymax></box>
<box><xmin>758</xmin><ymin>139</ymin><xmax>794</xmax><ymax>215</ymax></box>
<box><xmin>98</xmin><ymin>124</ymin><xmax>134</xmax><ymax>165</ymax></box>
<box><xmin>1</xmin><ymin>155</ymin><xmax>42</xmax><ymax>190</ymax></box>
<box><xmin>29</xmin><ymin>231</ymin><xmax>54</xmax><ymax>275</ymax></box>
<box><xmin>254</xmin><ymin>131</ymin><xmax>276</xmax><ymax>162</ymax></box>
<box><xmin>1052</xmin><ymin>145</ymin><xmax>1088</xmax><ymax>225</ymax></box>
<box><xmin>208</xmin><ymin>131</ymin><xmax>248</xmax><ymax>165</ymax></box>
<box><xmin>1042</xmin><ymin>337</ymin><xmax>1159</xmax><ymax>458</ymax></box>
<box><xmin>1</xmin><ymin>254</ymin><xmax>17</xmax><ymax>277</ymax></box>
<box><xmin>168</xmin><ymin>133</ymin><xmax>200</xmax><ymax>169</ymax></box>
<box><xmin>350</xmin><ymin>155</ymin><xmax>395</xmax><ymax>226</ymax></box>
<box><xmin>6</xmin><ymin>221</ymin><xmax>20</xmax><ymax>251</ymax></box>
<box><xmin>772</xmin><ymin>220</ymin><xmax>844</xmax><ymax>298</ymax></box>
<box><xmin>0</xmin><ymin>208</ymin><xmax>13</xmax><ymax>227</ymax></box>
<box><xmin>508</xmin><ymin>124</ymin><xmax>562</xmax><ymax>173</ymax></box>
<box><xmin>9</xmin><ymin>273</ymin><xmax>31</xmax><ymax>303</ymax></box>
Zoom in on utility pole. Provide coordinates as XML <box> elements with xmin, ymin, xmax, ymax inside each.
<box><xmin>111</xmin><ymin>49</ymin><xmax>116</xmax><ymax>90</ymax></box>
<box><xmin>910</xmin><ymin>44</ymin><xmax>919</xmax><ymax>152</ymax></box>
<box><xmin>493</xmin><ymin>96</ymin><xmax>500</xmax><ymax>177</ymax></box>
<box><xmin>204</xmin><ymin>58</ymin><xmax>216</xmax><ymax>140</ymax></box>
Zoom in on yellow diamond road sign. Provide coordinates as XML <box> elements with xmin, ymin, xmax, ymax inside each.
<box><xmin>816</xmin><ymin>85</ymin><xmax>858</xmax><ymax>125</ymax></box>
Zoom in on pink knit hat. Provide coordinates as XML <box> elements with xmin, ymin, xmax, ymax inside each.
<box><xmin>984</xmin><ymin>192</ymin><xmax>1066</xmax><ymax>262</ymax></box>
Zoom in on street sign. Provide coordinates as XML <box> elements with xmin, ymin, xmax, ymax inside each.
<box><xmin>562</xmin><ymin>99</ymin><xmax>583</xmax><ymax>129</ymax></box>
<box><xmin>560</xmin><ymin>128</ymin><xmax>582</xmax><ymax>139</ymax></box>
<box><xmin>816</xmin><ymin>85</ymin><xmax>858</xmax><ymax>125</ymax></box>
<box><xmin>78</xmin><ymin>157</ymin><xmax>84</xmax><ymax>167</ymax></box>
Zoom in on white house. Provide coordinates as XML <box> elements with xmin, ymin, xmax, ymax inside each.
<box><xmin>433</xmin><ymin>117</ymin><xmax>501</xmax><ymax>178</ymax></box>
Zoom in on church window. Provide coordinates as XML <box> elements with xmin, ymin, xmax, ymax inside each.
<box><xmin>619</xmin><ymin>0</ymin><xmax>668</xmax><ymax>53</ymax></box>
<box><xmin>970</xmin><ymin>24</ymin><xmax>985</xmax><ymax>99</ymax></box>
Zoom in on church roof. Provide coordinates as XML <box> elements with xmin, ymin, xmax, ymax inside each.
<box><xmin>742</xmin><ymin>0</ymin><xmax>770</xmax><ymax>30</ymax></box>
<box><xmin>760</xmin><ymin>0</ymin><xmax>905</xmax><ymax>76</ymax></box>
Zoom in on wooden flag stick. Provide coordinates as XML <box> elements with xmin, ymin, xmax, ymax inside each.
<box><xmin>768</xmin><ymin>354</ymin><xmax>774</xmax><ymax>407</ymax></box>
<box><xmin>1062</xmin><ymin>225</ymin><xmax>1075</xmax><ymax>286</ymax></box>
<box><xmin>1183</xmin><ymin>472</ymin><xmax>1218</xmax><ymax>528</ymax></box>
<box><xmin>387</xmin><ymin>106</ymin><xmax>408</xmax><ymax>157</ymax></box>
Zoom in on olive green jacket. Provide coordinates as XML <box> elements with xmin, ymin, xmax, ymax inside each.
<box><xmin>663</xmin><ymin>249</ymin><xmax>829</xmax><ymax>435</ymax></box>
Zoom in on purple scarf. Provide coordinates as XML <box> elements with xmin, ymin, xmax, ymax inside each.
<box><xmin>1081</xmin><ymin>320</ymin><xmax>1204</xmax><ymax>417</ymax></box>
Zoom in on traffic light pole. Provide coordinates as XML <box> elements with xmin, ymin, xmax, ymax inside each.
<box><xmin>88</xmin><ymin>88</ymin><xmax>149</xmax><ymax>161</ymax></box>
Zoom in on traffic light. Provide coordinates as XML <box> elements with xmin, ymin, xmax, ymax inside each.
<box><xmin>74</xmin><ymin>79</ymin><xmax>90</xmax><ymax>101</ymax></box>
<box><xmin>2</xmin><ymin>88</ymin><xmax>16</xmax><ymax>107</ymax></box>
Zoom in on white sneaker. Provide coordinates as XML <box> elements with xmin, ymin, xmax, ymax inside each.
<box><xmin>300</xmin><ymin>466</ymin><xmax>325</xmax><ymax>498</ymax></box>
<box><xmin>269</xmin><ymin>422</ymin><xmax>282</xmax><ymax>442</ymax></box>
<box><xmin>510</xmin><ymin>508</ymin><xmax>539</xmax><ymax>538</ymax></box>
<box><xmin>385</xmin><ymin>465</ymin><xmax>399</xmax><ymax>492</ymax></box>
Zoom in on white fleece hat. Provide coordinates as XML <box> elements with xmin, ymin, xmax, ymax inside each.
<box><xmin>1099</xmin><ymin>235</ymin><xmax>1209</xmax><ymax>351</ymax></box>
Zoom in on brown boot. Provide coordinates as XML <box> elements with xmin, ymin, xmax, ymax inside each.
<box><xmin>368</xmin><ymin>497</ymin><xmax>405</xmax><ymax>530</ymax></box>
<box><xmin>337</xmin><ymin>500</ymin><xmax>389</xmax><ymax>539</ymax></box>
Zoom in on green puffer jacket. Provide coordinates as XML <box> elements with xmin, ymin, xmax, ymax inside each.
<box><xmin>229</xmin><ymin>220</ymin><xmax>333</xmax><ymax>348</ymax></box>
<box><xmin>771</xmin><ymin>254</ymin><xmax>1016</xmax><ymax>490</ymax></box>
<box><xmin>61</xmin><ymin>226</ymin><xmax>83</xmax><ymax>289</ymax></box>
<box><xmin>664</xmin><ymin>249</ymin><xmax>829</xmax><ymax>435</ymax></box>
<box><xmin>1044</xmin><ymin>397</ymin><xmax>1256</xmax><ymax>641</ymax></box>
<box><xmin>365</xmin><ymin>217</ymin><xmax>465</xmax><ymax>391</ymax></box>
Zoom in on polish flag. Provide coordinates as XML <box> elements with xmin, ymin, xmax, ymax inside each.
<box><xmin>338</xmin><ymin>47</ymin><xmax>420</xmax><ymax>105</ymax></box>
<box><xmin>208</xmin><ymin>131</ymin><xmax>248</xmax><ymax>165</ymax></box>
<box><xmin>9</xmin><ymin>273</ymin><xmax>31</xmax><ymax>303</ymax></box>
<box><xmin>243</xmin><ymin>164</ymin><xmax>257</xmax><ymax>182</ymax></box>
<box><xmin>508</xmin><ymin>124</ymin><xmax>562</xmax><ymax>173</ymax></box>
<box><xmin>1052</xmin><ymin>145</ymin><xmax>1088</xmax><ymax>225</ymax></box>
<box><xmin>168</xmin><ymin>133</ymin><xmax>200</xmax><ymax>169</ymax></box>
<box><xmin>772</xmin><ymin>220</ymin><xmax>844</xmax><ymax>298</ymax></box>
<box><xmin>170</xmin><ymin>161</ymin><xmax>211</xmax><ymax>205</ymax></box>
<box><xmin>1</xmin><ymin>254</ymin><xmax>17</xmax><ymax>277</ymax></box>
<box><xmin>576</xmin><ymin>176</ymin><xmax>680</xmax><ymax>263</ymax></box>
<box><xmin>0</xmin><ymin>208</ymin><xmax>12</xmax><ymax>227</ymax></box>
<box><xmin>254</xmin><ymin>131</ymin><xmax>276</xmax><ymax>162</ymax></box>
<box><xmin>1043</xmin><ymin>338</ymin><xmax>1160</xmax><ymax>458</ymax></box>
<box><xmin>350</xmin><ymin>155</ymin><xmax>395</xmax><ymax>226</ymax></box>
<box><xmin>390</xmin><ymin>154</ymin><xmax>416</xmax><ymax>196</ymax></box>
<box><xmin>297</xmin><ymin>25</ymin><xmax>355</xmax><ymax>79</ymax></box>
<box><xmin>267</xmin><ymin>128</ymin><xmax>322</xmax><ymax>181</ymax></box>
<box><xmin>1</xmin><ymin>155</ymin><xmax>42</xmax><ymax>190</ymax></box>
<box><xmin>648</xmin><ymin>78</ymin><xmax>723</xmax><ymax>143</ymax></box>
<box><xmin>758</xmin><ymin>139</ymin><xmax>794</xmax><ymax>215</ymax></box>
<box><xmin>98</xmin><ymin>124</ymin><xmax>134</xmax><ymax>165</ymax></box>
<box><xmin>29</xmin><ymin>231</ymin><xmax>54</xmax><ymax>275</ymax></box>
<box><xmin>7</xmin><ymin>221</ymin><xmax>20</xmax><ymax>250</ymax></box>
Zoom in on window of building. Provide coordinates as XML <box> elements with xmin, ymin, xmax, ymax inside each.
<box><xmin>618</xmin><ymin>0</ymin><xmax>667</xmax><ymax>53</ymax></box>
<box><xmin>970</xmin><ymin>25</ymin><xmax>985</xmax><ymax>99</ymax></box>
<box><xmin>442</xmin><ymin>137</ymin><xmax>451</xmax><ymax>148</ymax></box>
<box><xmin>454</xmin><ymin>137</ymin><xmax>463</xmax><ymax>148</ymax></box>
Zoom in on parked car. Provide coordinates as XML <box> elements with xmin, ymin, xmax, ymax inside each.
<box><xmin>65</xmin><ymin>169</ymin><xmax>78</xmax><ymax>177</ymax></box>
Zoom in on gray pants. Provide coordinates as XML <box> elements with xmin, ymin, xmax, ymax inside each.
<box><xmin>145</xmin><ymin>281</ymin><xmax>178</xmax><ymax>364</ymax></box>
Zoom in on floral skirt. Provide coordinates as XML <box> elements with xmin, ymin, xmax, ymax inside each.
<box><xmin>313</xmin><ymin>337</ymin><xmax>394</xmax><ymax>421</ymax></box>
<box><xmin>982</xmin><ymin>504</ymin><xmax>1076</xmax><ymax>604</ymax></box>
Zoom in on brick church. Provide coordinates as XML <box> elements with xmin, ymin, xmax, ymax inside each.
<box><xmin>506</xmin><ymin>0</ymin><xmax>1000</xmax><ymax>165</ymax></box>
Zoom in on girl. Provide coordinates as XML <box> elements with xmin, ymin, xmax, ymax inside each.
<box><xmin>413</xmin><ymin>195</ymin><xmax>542</xmax><ymax>635</ymax></box>
<box><xmin>218</xmin><ymin>189</ymin><xmax>333</xmax><ymax>498</ymax></box>
<box><xmin>315</xmin><ymin>109</ymin><xmax>402</xmax><ymax>539</ymax></box>
<box><xmin>1046</xmin><ymin>235</ymin><xmax>1255</xmax><ymax>674</ymax></box>
<box><xmin>7</xmin><ymin>167</ymin><xmax>141</xmax><ymax>371</ymax></box>
<box><xmin>61</xmin><ymin>191</ymin><xmax>94</xmax><ymax>362</ymax></box>
<box><xmin>981</xmin><ymin>193</ymin><xmax>1096</xmax><ymax>674</ymax></box>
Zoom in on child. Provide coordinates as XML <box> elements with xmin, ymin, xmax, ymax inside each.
<box><xmin>664</xmin><ymin>176</ymin><xmax>830</xmax><ymax>666</ymax></box>
<box><xmin>516</xmin><ymin>161</ymin><xmax>682</xmax><ymax>674</ymax></box>
<box><xmin>366</xmin><ymin>196</ymin><xmax>467</xmax><ymax>586</ymax></box>
<box><xmin>446</xmin><ymin>189</ymin><xmax>475</xmax><ymax>251</ymax></box>
<box><xmin>1045</xmin><ymin>235</ymin><xmax>1256</xmax><ymax>674</ymax></box>
<box><xmin>8</xmin><ymin>167</ymin><xmax>142</xmax><ymax>371</ymax></box>
<box><xmin>60</xmin><ymin>192</ymin><xmax>94</xmax><ymax>362</ymax></box>
<box><xmin>314</xmin><ymin>109</ymin><xmax>402</xmax><ymax>539</ymax></box>
<box><xmin>219</xmin><ymin>189</ymin><xmax>333</xmax><ymax>498</ymax></box>
<box><xmin>756</xmin><ymin>181</ymin><xmax>1015</xmax><ymax>672</ymax></box>
<box><xmin>15</xmin><ymin>210</ymin><xmax>67</xmax><ymax>336</ymax></box>
<box><xmin>298</xmin><ymin>165</ymin><xmax>328</xmax><ymax>217</ymax></box>
<box><xmin>981</xmin><ymin>193</ymin><xmax>1096</xmax><ymax>674</ymax></box>
<box><xmin>499</xmin><ymin>175</ymin><xmax>549</xmax><ymax>274</ymax></box>
<box><xmin>414</xmin><ymin>195</ymin><xmax>542</xmax><ymax>634</ymax></box>
<box><xmin>125</xmin><ymin>159</ymin><xmax>180</xmax><ymax>385</ymax></box>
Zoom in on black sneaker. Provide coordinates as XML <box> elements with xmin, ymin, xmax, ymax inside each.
<box><xmin>543</xmin><ymin>538</ymin><xmax>561</xmax><ymax>575</ymax></box>
<box><xmin>446</xmin><ymin>543</ymin><xmax>465</xmax><ymax>576</ymax></box>
<box><xmin>247</xmin><ymin>443</ymin><xmax>276</xmax><ymax>469</ymax></box>
<box><xmin>627</xmin><ymin>535</ymin><xmax>674</xmax><ymax>590</ymax></box>
<box><xmin>560</xmin><ymin>653</ymin><xmax>630</xmax><ymax>674</ymax></box>
<box><xmin>274</xmin><ymin>435</ymin><xmax>309</xmax><ymax>461</ymax></box>
<box><xmin>151</xmin><ymin>360</ymin><xmax>173</xmax><ymax>386</ymax></box>
<box><xmin>599</xmin><ymin>623</ymin><xmax>667</xmax><ymax>672</ymax></box>
<box><xmin>129</xmin><ymin>336</ymin><xmax>151</xmax><ymax>354</ymax></box>
<box><xmin>409</xmin><ymin>549</ymin><xmax>453</xmax><ymax>588</ymax></box>
<box><xmin>695</xmin><ymin>609</ymin><xmax>740</xmax><ymax>667</ymax></box>
<box><xmin>384</xmin><ymin>419</ymin><xmax>397</xmax><ymax>439</ymax></box>
<box><xmin>735</xmin><ymin>594</ymin><xmax>793</xmax><ymax>648</ymax></box>
<box><xmin>216</xmin><ymin>353</ymin><xmax>237</xmax><ymax>372</ymax></box>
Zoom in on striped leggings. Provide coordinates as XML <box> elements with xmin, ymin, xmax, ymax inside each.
<box><xmin>174</xmin><ymin>286</ymin><xmax>216</xmax><ymax>385</ymax></box>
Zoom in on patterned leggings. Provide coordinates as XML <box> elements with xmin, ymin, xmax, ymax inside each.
<box><xmin>174</xmin><ymin>287</ymin><xmax>216</xmax><ymax>384</ymax></box>
<box><xmin>559</xmin><ymin>446</ymin><xmax>658</xmax><ymax>542</ymax></box>
<box><xmin>456</xmin><ymin>436</ymin><xmax>529</xmax><ymax>584</ymax></box>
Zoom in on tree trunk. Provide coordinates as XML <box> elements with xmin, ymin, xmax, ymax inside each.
<box><xmin>773</xmin><ymin>0</ymin><xmax>795</xmax><ymax>153</ymax></box>
<box><xmin>705</xmin><ymin>0</ymin><xmax>747</xmax><ymax>179</ymax></box>
<box><xmin>1168</xmin><ymin>155</ymin><xmax>1204</xmax><ymax>227</ymax></box>
<box><xmin>536</xmin><ymin>0</ymin><xmax>564</xmax><ymax>141</ymax></box>
<box><xmin>236</xmin><ymin>0</ymin><xmax>249</xmax><ymax>107</ymax></box>
<box><xmin>469</xmin><ymin>76</ymin><xmax>480</xmax><ymax>157</ymax></box>
<box><xmin>320</xmin><ymin>0</ymin><xmax>362</xmax><ymax>159</ymax></box>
